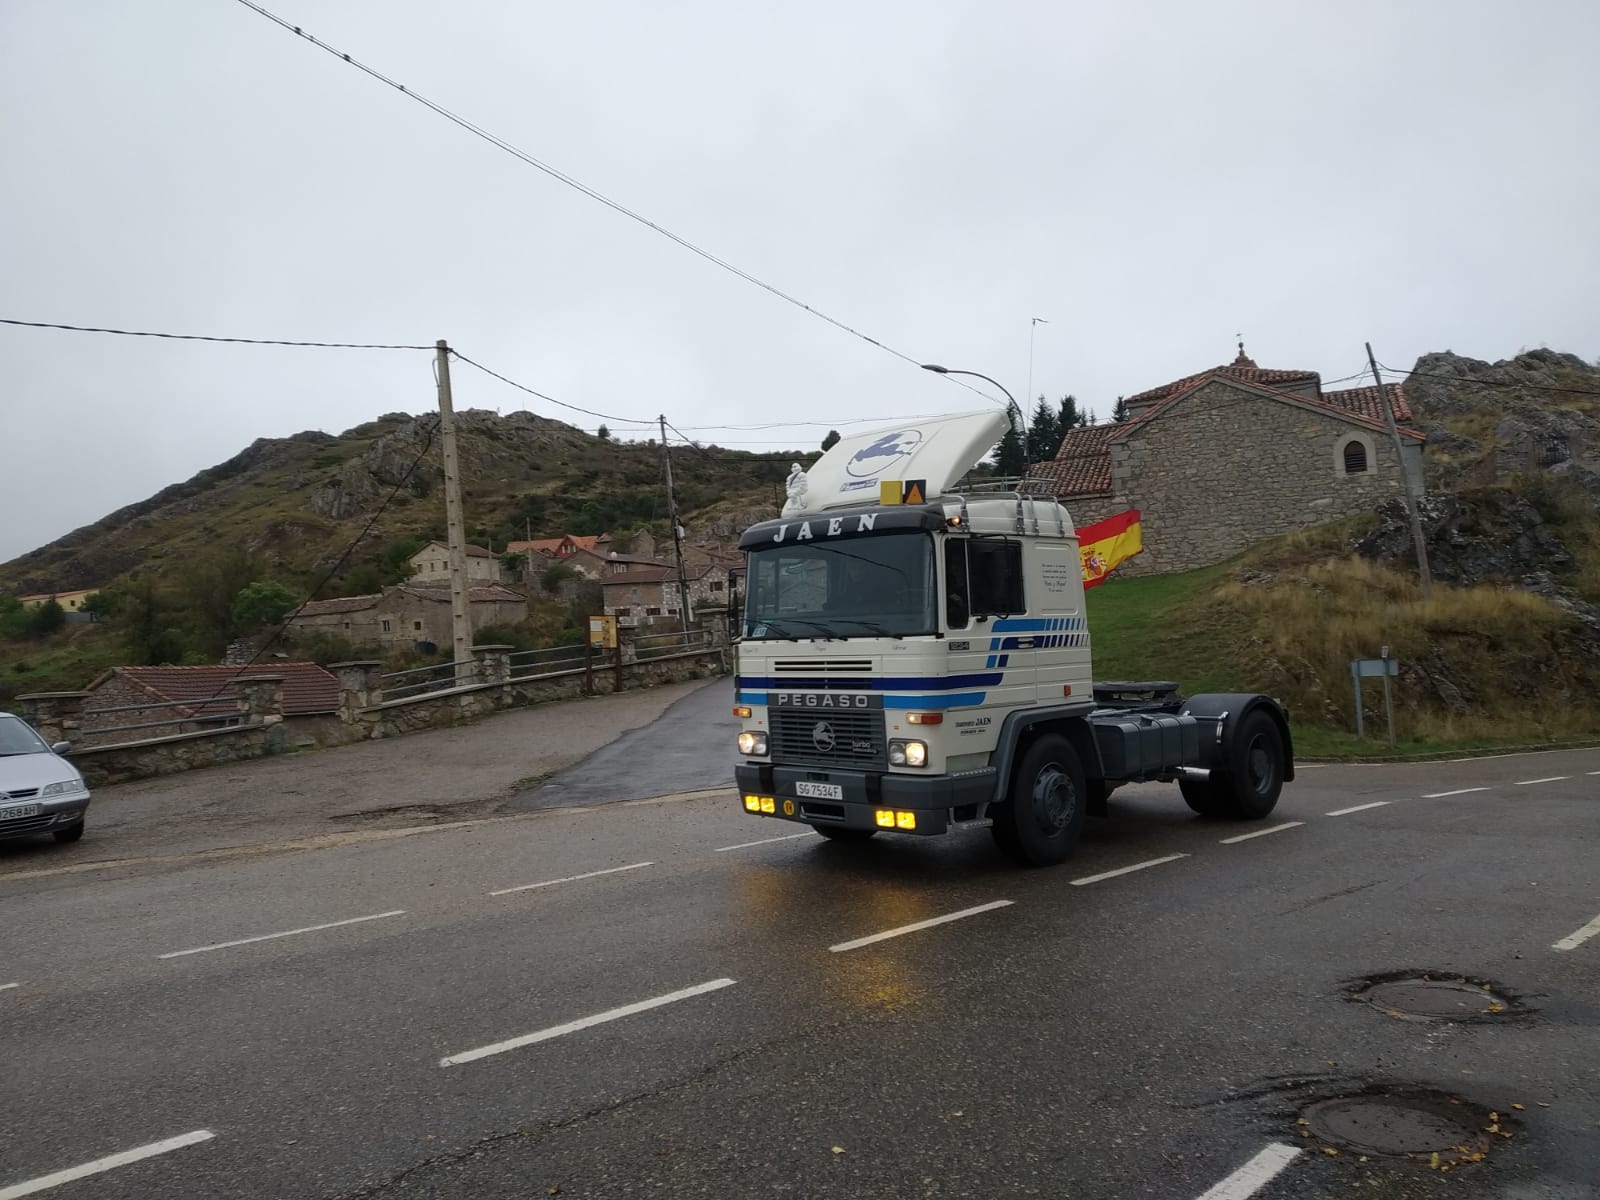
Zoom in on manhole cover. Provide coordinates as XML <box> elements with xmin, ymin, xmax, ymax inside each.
<box><xmin>1302</xmin><ymin>1093</ymin><xmax>1496</xmax><ymax>1161</ymax></box>
<box><xmin>1361</xmin><ymin>977</ymin><xmax>1511</xmax><ymax>1020</ymax></box>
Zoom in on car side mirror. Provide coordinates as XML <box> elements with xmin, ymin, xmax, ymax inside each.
<box><xmin>52</xmin><ymin>741</ymin><xmax>72</xmax><ymax>754</ymax></box>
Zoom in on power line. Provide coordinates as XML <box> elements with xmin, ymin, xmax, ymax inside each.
<box><xmin>1377</xmin><ymin>361</ymin><xmax>1600</xmax><ymax>397</ymax></box>
<box><xmin>447</xmin><ymin>351</ymin><xmax>654</xmax><ymax>424</ymax></box>
<box><xmin>0</xmin><ymin>317</ymin><xmax>431</xmax><ymax>350</ymax></box>
<box><xmin>229</xmin><ymin>0</ymin><xmax>994</xmax><ymax>405</ymax></box>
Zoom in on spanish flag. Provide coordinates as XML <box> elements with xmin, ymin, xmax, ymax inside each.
<box><xmin>1077</xmin><ymin>509</ymin><xmax>1143</xmax><ymax>589</ymax></box>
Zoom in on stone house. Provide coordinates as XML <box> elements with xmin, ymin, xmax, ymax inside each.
<box><xmin>81</xmin><ymin>663</ymin><xmax>340</xmax><ymax>746</ymax></box>
<box><xmin>601</xmin><ymin>561</ymin><xmax>735</xmax><ymax>626</ymax></box>
<box><xmin>1039</xmin><ymin>349</ymin><xmax>1426</xmax><ymax>575</ymax></box>
<box><xmin>288</xmin><ymin>584</ymin><xmax>529</xmax><ymax>649</ymax></box>
<box><xmin>408</xmin><ymin>541</ymin><xmax>503</xmax><ymax>585</ymax></box>
<box><xmin>19</xmin><ymin>588</ymin><xmax>98</xmax><ymax>612</ymax></box>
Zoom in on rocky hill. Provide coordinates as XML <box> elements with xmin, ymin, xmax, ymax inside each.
<box><xmin>0</xmin><ymin>411</ymin><xmax>806</xmax><ymax>596</ymax></box>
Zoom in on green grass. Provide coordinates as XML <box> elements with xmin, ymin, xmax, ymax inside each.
<box><xmin>1084</xmin><ymin>565</ymin><xmax>1242</xmax><ymax>695</ymax></box>
<box><xmin>0</xmin><ymin>622</ymin><xmax>128</xmax><ymax>709</ymax></box>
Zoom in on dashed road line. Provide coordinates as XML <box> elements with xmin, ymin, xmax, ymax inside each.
<box><xmin>1423</xmin><ymin>787</ymin><xmax>1489</xmax><ymax>798</ymax></box>
<box><xmin>1070</xmin><ymin>854</ymin><xmax>1188</xmax><ymax>887</ymax></box>
<box><xmin>1192</xmin><ymin>1142</ymin><xmax>1302</xmax><ymax>1200</ymax></box>
<box><xmin>440</xmin><ymin>978</ymin><xmax>736</xmax><ymax>1067</ymax></box>
<box><xmin>1220</xmin><ymin>822</ymin><xmax>1304</xmax><ymax>845</ymax></box>
<box><xmin>1553</xmin><ymin>912</ymin><xmax>1600</xmax><ymax>953</ymax></box>
<box><xmin>158</xmin><ymin>910</ymin><xmax>405</xmax><ymax>959</ymax></box>
<box><xmin>1515</xmin><ymin>776</ymin><xmax>1570</xmax><ymax>786</ymax></box>
<box><xmin>0</xmin><ymin>983</ymin><xmax>18</xmax><ymax>993</ymax></box>
<box><xmin>489</xmin><ymin>862</ymin><xmax>654</xmax><ymax>896</ymax></box>
<box><xmin>1325</xmin><ymin>801</ymin><xmax>1392</xmax><ymax>816</ymax></box>
<box><xmin>0</xmin><ymin>1129</ymin><xmax>215</xmax><ymax>1200</ymax></box>
<box><xmin>829</xmin><ymin>900</ymin><xmax>1013</xmax><ymax>953</ymax></box>
<box><xmin>713</xmin><ymin>832</ymin><xmax>813</xmax><ymax>853</ymax></box>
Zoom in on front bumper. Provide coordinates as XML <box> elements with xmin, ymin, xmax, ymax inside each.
<box><xmin>0</xmin><ymin>792</ymin><xmax>90</xmax><ymax>841</ymax></box>
<box><xmin>735</xmin><ymin>762</ymin><xmax>994</xmax><ymax>835</ymax></box>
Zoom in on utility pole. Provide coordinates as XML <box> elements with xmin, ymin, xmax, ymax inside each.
<box><xmin>435</xmin><ymin>341</ymin><xmax>474</xmax><ymax>681</ymax></box>
<box><xmin>660</xmin><ymin>415</ymin><xmax>693</xmax><ymax>634</ymax></box>
<box><xmin>1366</xmin><ymin>342</ymin><xmax>1432</xmax><ymax>599</ymax></box>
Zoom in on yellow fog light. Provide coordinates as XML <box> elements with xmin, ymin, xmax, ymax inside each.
<box><xmin>874</xmin><ymin>809</ymin><xmax>896</xmax><ymax>828</ymax></box>
<box><xmin>895</xmin><ymin>811</ymin><xmax>917</xmax><ymax>830</ymax></box>
<box><xmin>744</xmin><ymin>794</ymin><xmax>762</xmax><ymax>812</ymax></box>
<box><xmin>759</xmin><ymin>797</ymin><xmax>776</xmax><ymax>814</ymax></box>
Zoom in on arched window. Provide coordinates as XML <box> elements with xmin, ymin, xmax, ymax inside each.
<box><xmin>1342</xmin><ymin>439</ymin><xmax>1368</xmax><ymax>474</ymax></box>
<box><xmin>1334</xmin><ymin>433</ymin><xmax>1376</xmax><ymax>477</ymax></box>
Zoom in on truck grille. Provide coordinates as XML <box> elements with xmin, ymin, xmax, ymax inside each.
<box><xmin>773</xmin><ymin>659</ymin><xmax>872</xmax><ymax>675</ymax></box>
<box><xmin>770</xmin><ymin>707</ymin><xmax>886</xmax><ymax>769</ymax></box>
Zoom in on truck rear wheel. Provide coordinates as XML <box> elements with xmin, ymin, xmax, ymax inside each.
<box><xmin>992</xmin><ymin>734</ymin><xmax>1086</xmax><ymax>867</ymax></box>
<box><xmin>1182</xmin><ymin>710</ymin><xmax>1286</xmax><ymax>819</ymax></box>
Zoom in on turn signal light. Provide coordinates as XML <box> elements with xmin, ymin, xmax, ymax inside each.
<box><xmin>906</xmin><ymin>712</ymin><xmax>942</xmax><ymax>726</ymax></box>
<box><xmin>733</xmin><ymin>705</ymin><xmax>753</xmax><ymax>719</ymax></box>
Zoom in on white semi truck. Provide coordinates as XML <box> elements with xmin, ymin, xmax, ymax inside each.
<box><xmin>731</xmin><ymin>410</ymin><xmax>1293</xmax><ymax>866</ymax></box>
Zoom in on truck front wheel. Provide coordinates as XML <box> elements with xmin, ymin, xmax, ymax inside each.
<box><xmin>992</xmin><ymin>734</ymin><xmax>1086</xmax><ymax>867</ymax></box>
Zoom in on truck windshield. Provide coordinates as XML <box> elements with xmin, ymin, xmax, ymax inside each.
<box><xmin>744</xmin><ymin>531</ymin><xmax>935</xmax><ymax>639</ymax></box>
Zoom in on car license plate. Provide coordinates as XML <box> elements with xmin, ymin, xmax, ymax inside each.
<box><xmin>0</xmin><ymin>803</ymin><xmax>41</xmax><ymax>821</ymax></box>
<box><xmin>795</xmin><ymin>781</ymin><xmax>843</xmax><ymax>801</ymax></box>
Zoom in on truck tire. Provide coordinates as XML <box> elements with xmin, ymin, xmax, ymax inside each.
<box><xmin>1182</xmin><ymin>710</ymin><xmax>1286</xmax><ymax>819</ymax></box>
<box><xmin>991</xmin><ymin>733</ymin><xmax>1086</xmax><ymax>867</ymax></box>
<box><xmin>815</xmin><ymin>826</ymin><xmax>877</xmax><ymax>842</ymax></box>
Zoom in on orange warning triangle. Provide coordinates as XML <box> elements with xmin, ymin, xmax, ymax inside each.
<box><xmin>902</xmin><ymin>479</ymin><xmax>926</xmax><ymax>505</ymax></box>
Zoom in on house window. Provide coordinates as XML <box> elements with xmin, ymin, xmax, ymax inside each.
<box><xmin>414</xmin><ymin>621</ymin><xmax>423</xmax><ymax>631</ymax></box>
<box><xmin>382</xmin><ymin>620</ymin><xmax>392</xmax><ymax>633</ymax></box>
<box><xmin>710</xmin><ymin>580</ymin><xmax>725</xmax><ymax>592</ymax></box>
<box><xmin>647</xmin><ymin>606</ymin><xmax>662</xmax><ymax>616</ymax></box>
<box><xmin>616</xmin><ymin>607</ymin><xmax>632</xmax><ymax>617</ymax></box>
<box><xmin>1335</xmin><ymin>433</ymin><xmax>1376</xmax><ymax>477</ymax></box>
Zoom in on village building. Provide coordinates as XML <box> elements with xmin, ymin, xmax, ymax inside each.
<box><xmin>1039</xmin><ymin>347</ymin><xmax>1426</xmax><ymax>575</ymax></box>
<box><xmin>287</xmin><ymin>584</ymin><xmax>528</xmax><ymax>649</ymax></box>
<box><xmin>407</xmin><ymin>541</ymin><xmax>503</xmax><ymax>585</ymax></box>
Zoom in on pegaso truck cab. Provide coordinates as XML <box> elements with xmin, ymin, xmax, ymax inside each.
<box><xmin>732</xmin><ymin>409</ymin><xmax>1293</xmax><ymax>867</ymax></box>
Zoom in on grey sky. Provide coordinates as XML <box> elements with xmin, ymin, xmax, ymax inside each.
<box><xmin>3</xmin><ymin>0</ymin><xmax>1597</xmax><ymax>564</ymax></box>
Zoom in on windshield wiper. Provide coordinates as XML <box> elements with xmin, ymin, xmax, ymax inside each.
<box><xmin>827</xmin><ymin>618</ymin><xmax>904</xmax><ymax>639</ymax></box>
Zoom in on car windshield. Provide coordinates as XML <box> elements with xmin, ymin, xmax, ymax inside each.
<box><xmin>0</xmin><ymin>716</ymin><xmax>50</xmax><ymax>756</ymax></box>
<box><xmin>744</xmin><ymin>531</ymin><xmax>935</xmax><ymax>639</ymax></box>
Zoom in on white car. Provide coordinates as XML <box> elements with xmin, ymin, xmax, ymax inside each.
<box><xmin>0</xmin><ymin>712</ymin><xmax>90</xmax><ymax>845</ymax></box>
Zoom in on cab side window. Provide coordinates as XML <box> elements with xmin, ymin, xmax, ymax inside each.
<box><xmin>969</xmin><ymin>540</ymin><xmax>1024</xmax><ymax>616</ymax></box>
<box><xmin>945</xmin><ymin>539</ymin><xmax>1024</xmax><ymax>626</ymax></box>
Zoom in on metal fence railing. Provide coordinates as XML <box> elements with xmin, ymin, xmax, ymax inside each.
<box><xmin>81</xmin><ymin>697</ymin><xmax>242</xmax><ymax>741</ymax></box>
<box><xmin>379</xmin><ymin>658</ymin><xmax>477</xmax><ymax>702</ymax></box>
<box><xmin>506</xmin><ymin>642</ymin><xmax>589</xmax><ymax>680</ymax></box>
<box><xmin>631</xmin><ymin>628</ymin><xmax>715</xmax><ymax>660</ymax></box>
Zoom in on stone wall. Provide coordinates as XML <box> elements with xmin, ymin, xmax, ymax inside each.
<box><xmin>1067</xmin><ymin>380</ymin><xmax>1424</xmax><ymax>575</ymax></box>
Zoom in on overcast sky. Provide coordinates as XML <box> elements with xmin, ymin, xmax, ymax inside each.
<box><xmin>3</xmin><ymin>0</ymin><xmax>1597</xmax><ymax>563</ymax></box>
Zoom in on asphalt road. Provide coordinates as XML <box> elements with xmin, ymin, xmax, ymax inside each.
<box><xmin>2</xmin><ymin>733</ymin><xmax>1597</xmax><ymax>1200</ymax></box>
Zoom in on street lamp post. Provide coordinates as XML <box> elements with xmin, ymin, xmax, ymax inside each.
<box><xmin>920</xmin><ymin>363</ymin><xmax>1030</xmax><ymax>473</ymax></box>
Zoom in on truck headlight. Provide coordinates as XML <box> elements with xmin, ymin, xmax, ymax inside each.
<box><xmin>737</xmin><ymin>731</ymin><xmax>769</xmax><ymax>757</ymax></box>
<box><xmin>888</xmin><ymin>739</ymin><xmax>928</xmax><ymax>768</ymax></box>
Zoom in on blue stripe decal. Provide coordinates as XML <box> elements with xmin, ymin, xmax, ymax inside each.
<box><xmin>739</xmin><ymin>674</ymin><xmax>1003</xmax><ymax>691</ymax></box>
<box><xmin>737</xmin><ymin>690</ymin><xmax>766</xmax><ymax>704</ymax></box>
<box><xmin>883</xmin><ymin>692</ymin><xmax>987</xmax><ymax>710</ymax></box>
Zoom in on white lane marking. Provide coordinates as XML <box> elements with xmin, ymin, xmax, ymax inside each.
<box><xmin>713</xmin><ymin>832</ymin><xmax>813</xmax><ymax>853</ymax></box>
<box><xmin>829</xmin><ymin>900</ymin><xmax>1013</xmax><ymax>953</ymax></box>
<box><xmin>158</xmin><ymin>910</ymin><xmax>405</xmax><ymax>959</ymax></box>
<box><xmin>1553</xmin><ymin>912</ymin><xmax>1600</xmax><ymax>953</ymax></box>
<box><xmin>1193</xmin><ymin>1142</ymin><xmax>1302</xmax><ymax>1200</ymax></box>
<box><xmin>1423</xmin><ymin>787</ymin><xmax>1489</xmax><ymax>798</ymax></box>
<box><xmin>440</xmin><ymin>978</ymin><xmax>736</xmax><ymax>1067</ymax></box>
<box><xmin>489</xmin><ymin>861</ymin><xmax>653</xmax><ymax>896</ymax></box>
<box><xmin>0</xmin><ymin>1129</ymin><xmax>215</xmax><ymax>1200</ymax></box>
<box><xmin>1220</xmin><ymin>822</ymin><xmax>1304</xmax><ymax>845</ymax></box>
<box><xmin>1070</xmin><ymin>854</ymin><xmax>1188</xmax><ymax>887</ymax></box>
<box><xmin>1590</xmin><ymin>770</ymin><xmax>1600</xmax><ymax>775</ymax></box>
<box><xmin>0</xmin><ymin>983</ymin><xmax>18</xmax><ymax>992</ymax></box>
<box><xmin>1515</xmin><ymin>776</ymin><xmax>1570</xmax><ymax>786</ymax></box>
<box><xmin>1325</xmin><ymin>801</ymin><xmax>1392</xmax><ymax>816</ymax></box>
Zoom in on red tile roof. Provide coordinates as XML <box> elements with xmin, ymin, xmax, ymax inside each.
<box><xmin>291</xmin><ymin>593</ymin><xmax>382</xmax><ymax>617</ymax></box>
<box><xmin>95</xmin><ymin>663</ymin><xmax>340</xmax><ymax>716</ymax></box>
<box><xmin>399</xmin><ymin>585</ymin><xmax>528</xmax><ymax>603</ymax></box>
<box><xmin>1125</xmin><ymin>365</ymin><xmax>1321</xmax><ymax>406</ymax></box>
<box><xmin>1322</xmin><ymin>383</ymin><xmax>1413</xmax><ymax>423</ymax></box>
<box><xmin>601</xmin><ymin>567</ymin><xmax>677</xmax><ymax>586</ymax></box>
<box><xmin>504</xmin><ymin>534</ymin><xmax>609</xmax><ymax>557</ymax></box>
<box><xmin>1035</xmin><ymin>425</ymin><xmax>1122</xmax><ymax>497</ymax></box>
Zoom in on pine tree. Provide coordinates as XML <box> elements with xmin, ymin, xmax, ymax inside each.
<box><xmin>991</xmin><ymin>403</ymin><xmax>1026</xmax><ymax>476</ymax></box>
<box><xmin>1026</xmin><ymin>395</ymin><xmax>1060</xmax><ymax>463</ymax></box>
<box><xmin>1058</xmin><ymin>393</ymin><xmax>1089</xmax><ymax>433</ymax></box>
<box><xmin>1112</xmin><ymin>397</ymin><xmax>1130</xmax><ymax>423</ymax></box>
<box><xmin>597</xmin><ymin>424</ymin><xmax>611</xmax><ymax>441</ymax></box>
